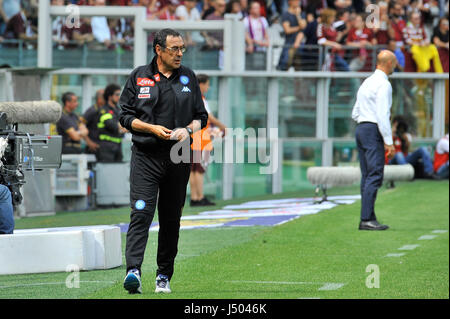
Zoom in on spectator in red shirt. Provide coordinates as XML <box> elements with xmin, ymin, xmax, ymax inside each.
<box><xmin>158</xmin><ymin>0</ymin><xmax>179</xmax><ymax>20</ymax></box>
<box><xmin>403</xmin><ymin>11</ymin><xmax>443</xmax><ymax>72</ymax></box>
<box><xmin>389</xmin><ymin>1</ymin><xmax>407</xmax><ymax>49</ymax></box>
<box><xmin>346</xmin><ymin>14</ymin><xmax>376</xmax><ymax>71</ymax></box>
<box><xmin>3</xmin><ymin>2</ymin><xmax>37</xmax><ymax>47</ymax></box>
<box><xmin>317</xmin><ymin>7</ymin><xmax>349</xmax><ymax>71</ymax></box>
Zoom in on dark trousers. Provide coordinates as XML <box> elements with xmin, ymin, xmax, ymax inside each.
<box><xmin>96</xmin><ymin>142</ymin><xmax>123</xmax><ymax>163</ymax></box>
<box><xmin>125</xmin><ymin>145</ymin><xmax>191</xmax><ymax>280</ymax></box>
<box><xmin>355</xmin><ymin>122</ymin><xmax>385</xmax><ymax>221</ymax></box>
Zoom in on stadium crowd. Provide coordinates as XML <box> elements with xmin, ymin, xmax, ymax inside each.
<box><xmin>0</xmin><ymin>0</ymin><xmax>448</xmax><ymax>71</ymax></box>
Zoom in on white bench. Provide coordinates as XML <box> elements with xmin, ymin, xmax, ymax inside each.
<box><xmin>0</xmin><ymin>225</ymin><xmax>122</xmax><ymax>275</ymax></box>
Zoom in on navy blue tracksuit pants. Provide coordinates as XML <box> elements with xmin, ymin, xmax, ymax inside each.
<box><xmin>125</xmin><ymin>144</ymin><xmax>191</xmax><ymax>280</ymax></box>
<box><xmin>355</xmin><ymin>122</ymin><xmax>385</xmax><ymax>221</ymax></box>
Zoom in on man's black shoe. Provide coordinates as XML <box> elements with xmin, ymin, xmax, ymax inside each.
<box><xmin>190</xmin><ymin>200</ymin><xmax>201</xmax><ymax>207</ymax></box>
<box><xmin>197</xmin><ymin>197</ymin><xmax>216</xmax><ymax>206</ymax></box>
<box><xmin>359</xmin><ymin>220</ymin><xmax>389</xmax><ymax>231</ymax></box>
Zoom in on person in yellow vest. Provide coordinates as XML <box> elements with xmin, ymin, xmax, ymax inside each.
<box><xmin>190</xmin><ymin>74</ymin><xmax>226</xmax><ymax>206</ymax></box>
<box><xmin>97</xmin><ymin>84</ymin><xmax>128</xmax><ymax>162</ymax></box>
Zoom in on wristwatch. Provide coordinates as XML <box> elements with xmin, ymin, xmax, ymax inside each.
<box><xmin>185</xmin><ymin>127</ymin><xmax>193</xmax><ymax>135</ymax></box>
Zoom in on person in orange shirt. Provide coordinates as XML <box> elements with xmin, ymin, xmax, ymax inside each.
<box><xmin>190</xmin><ymin>74</ymin><xmax>226</xmax><ymax>206</ymax></box>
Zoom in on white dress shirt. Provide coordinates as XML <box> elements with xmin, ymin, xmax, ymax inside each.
<box><xmin>352</xmin><ymin>69</ymin><xmax>393</xmax><ymax>145</ymax></box>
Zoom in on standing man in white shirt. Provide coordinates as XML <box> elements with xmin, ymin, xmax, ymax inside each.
<box><xmin>352</xmin><ymin>50</ymin><xmax>397</xmax><ymax>231</ymax></box>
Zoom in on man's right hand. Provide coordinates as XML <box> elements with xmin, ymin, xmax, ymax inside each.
<box><xmin>385</xmin><ymin>144</ymin><xmax>395</xmax><ymax>160</ymax></box>
<box><xmin>150</xmin><ymin>124</ymin><xmax>172</xmax><ymax>140</ymax></box>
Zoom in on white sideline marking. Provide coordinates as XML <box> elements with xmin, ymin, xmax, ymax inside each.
<box><xmin>385</xmin><ymin>253</ymin><xmax>406</xmax><ymax>257</ymax></box>
<box><xmin>0</xmin><ymin>281</ymin><xmax>116</xmax><ymax>289</ymax></box>
<box><xmin>318</xmin><ymin>283</ymin><xmax>345</xmax><ymax>291</ymax></box>
<box><xmin>398</xmin><ymin>244</ymin><xmax>420</xmax><ymax>251</ymax></box>
<box><xmin>418</xmin><ymin>235</ymin><xmax>437</xmax><ymax>240</ymax></box>
<box><xmin>227</xmin><ymin>280</ymin><xmax>345</xmax><ymax>291</ymax></box>
<box><xmin>432</xmin><ymin>230</ymin><xmax>448</xmax><ymax>234</ymax></box>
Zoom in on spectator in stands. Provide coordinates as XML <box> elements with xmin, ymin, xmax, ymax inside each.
<box><xmin>434</xmin><ymin>133</ymin><xmax>449</xmax><ymax>179</ymax></box>
<box><xmin>317</xmin><ymin>8</ymin><xmax>349</xmax><ymax>71</ymax></box>
<box><xmin>225</xmin><ymin>0</ymin><xmax>243</xmax><ymax>20</ymax></box>
<box><xmin>432</xmin><ymin>16</ymin><xmax>449</xmax><ymax>72</ymax></box>
<box><xmin>417</xmin><ymin>0</ymin><xmax>441</xmax><ymax>37</ymax></box>
<box><xmin>346</xmin><ymin>14</ymin><xmax>377</xmax><ymax>71</ymax></box>
<box><xmin>52</xmin><ymin>0</ymin><xmax>71</xmax><ymax>50</ymax></box>
<box><xmin>201</xmin><ymin>0</ymin><xmax>216</xmax><ymax>19</ymax></box>
<box><xmin>300</xmin><ymin>11</ymin><xmax>320</xmax><ymax>70</ymax></box>
<box><xmin>373</xmin><ymin>1</ymin><xmax>390</xmax><ymax>46</ymax></box>
<box><xmin>334</xmin><ymin>0</ymin><xmax>352</xmax><ymax>12</ymax></box>
<box><xmin>0</xmin><ymin>0</ymin><xmax>21</xmax><ymax>36</ymax></box>
<box><xmin>72</xmin><ymin>18</ymin><xmax>95</xmax><ymax>46</ymax></box>
<box><xmin>137</xmin><ymin>0</ymin><xmax>157</xmax><ymax>19</ymax></box>
<box><xmin>3</xmin><ymin>0</ymin><xmax>37</xmax><ymax>48</ymax></box>
<box><xmin>0</xmin><ymin>184</ymin><xmax>14</xmax><ymax>235</ymax></box>
<box><xmin>91</xmin><ymin>0</ymin><xmax>112</xmax><ymax>48</ymax></box>
<box><xmin>389</xmin><ymin>1</ymin><xmax>407</xmax><ymax>49</ymax></box>
<box><xmin>109</xmin><ymin>17</ymin><xmax>134</xmax><ymax>50</ymax></box>
<box><xmin>81</xmin><ymin>88</ymin><xmax>105</xmax><ymax>155</ymax></box>
<box><xmin>244</xmin><ymin>1</ymin><xmax>270</xmax><ymax>54</ymax></box>
<box><xmin>202</xmin><ymin>0</ymin><xmax>225</xmax><ymax>50</ymax></box>
<box><xmin>240</xmin><ymin>0</ymin><xmax>249</xmax><ymax>18</ymax></box>
<box><xmin>403</xmin><ymin>10</ymin><xmax>443</xmax><ymax>72</ymax></box>
<box><xmin>158</xmin><ymin>0</ymin><xmax>179</xmax><ymax>20</ymax></box>
<box><xmin>176</xmin><ymin>0</ymin><xmax>202</xmax><ymax>45</ymax></box>
<box><xmin>277</xmin><ymin>0</ymin><xmax>307</xmax><ymax>70</ymax></box>
<box><xmin>57</xmin><ymin>92</ymin><xmax>90</xmax><ymax>154</ymax></box>
<box><xmin>388</xmin><ymin>39</ymin><xmax>406</xmax><ymax>71</ymax></box>
<box><xmin>388</xmin><ymin>115</ymin><xmax>437</xmax><ymax>179</ymax></box>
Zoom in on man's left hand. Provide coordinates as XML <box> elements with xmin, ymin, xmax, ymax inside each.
<box><xmin>170</xmin><ymin>128</ymin><xmax>190</xmax><ymax>142</ymax></box>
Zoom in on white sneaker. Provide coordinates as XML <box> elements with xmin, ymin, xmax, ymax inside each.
<box><xmin>155</xmin><ymin>274</ymin><xmax>171</xmax><ymax>293</ymax></box>
<box><xmin>123</xmin><ymin>269</ymin><xmax>142</xmax><ymax>294</ymax></box>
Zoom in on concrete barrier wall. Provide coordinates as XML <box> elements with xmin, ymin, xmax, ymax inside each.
<box><xmin>0</xmin><ymin>225</ymin><xmax>122</xmax><ymax>275</ymax></box>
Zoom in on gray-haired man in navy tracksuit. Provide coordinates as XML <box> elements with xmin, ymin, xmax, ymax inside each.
<box><xmin>119</xmin><ymin>29</ymin><xmax>208</xmax><ymax>294</ymax></box>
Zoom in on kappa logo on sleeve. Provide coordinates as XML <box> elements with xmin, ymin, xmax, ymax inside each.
<box><xmin>154</xmin><ymin>74</ymin><xmax>160</xmax><ymax>82</ymax></box>
<box><xmin>137</xmin><ymin>78</ymin><xmax>155</xmax><ymax>86</ymax></box>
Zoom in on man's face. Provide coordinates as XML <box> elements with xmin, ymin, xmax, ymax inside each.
<box><xmin>387</xmin><ymin>58</ymin><xmax>398</xmax><ymax>75</ymax></box>
<box><xmin>441</xmin><ymin>19</ymin><xmax>449</xmax><ymax>31</ymax></box>
<box><xmin>250</xmin><ymin>2</ymin><xmax>260</xmax><ymax>17</ymax></box>
<box><xmin>158</xmin><ymin>35</ymin><xmax>185</xmax><ymax>70</ymax></box>
<box><xmin>199</xmin><ymin>80</ymin><xmax>210</xmax><ymax>95</ymax></box>
<box><xmin>112</xmin><ymin>90</ymin><xmax>121</xmax><ymax>105</ymax></box>
<box><xmin>97</xmin><ymin>89</ymin><xmax>105</xmax><ymax>106</ymax></box>
<box><xmin>411</xmin><ymin>13</ymin><xmax>421</xmax><ymax>26</ymax></box>
<box><xmin>215</xmin><ymin>0</ymin><xmax>226</xmax><ymax>14</ymax></box>
<box><xmin>289</xmin><ymin>0</ymin><xmax>299</xmax><ymax>9</ymax></box>
<box><xmin>67</xmin><ymin>95</ymin><xmax>78</xmax><ymax>112</ymax></box>
<box><xmin>184</xmin><ymin>0</ymin><xmax>196</xmax><ymax>9</ymax></box>
<box><xmin>354</xmin><ymin>15</ymin><xmax>363</xmax><ymax>29</ymax></box>
<box><xmin>393</xmin><ymin>4</ymin><xmax>403</xmax><ymax>17</ymax></box>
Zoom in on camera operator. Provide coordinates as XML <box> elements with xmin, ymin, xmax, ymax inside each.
<box><xmin>0</xmin><ymin>184</ymin><xmax>14</xmax><ymax>235</ymax></box>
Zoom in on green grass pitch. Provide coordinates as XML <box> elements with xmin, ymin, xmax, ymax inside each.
<box><xmin>0</xmin><ymin>180</ymin><xmax>448</xmax><ymax>299</ymax></box>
